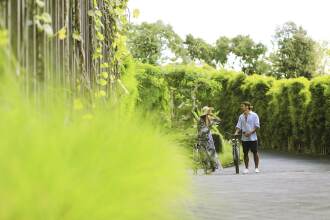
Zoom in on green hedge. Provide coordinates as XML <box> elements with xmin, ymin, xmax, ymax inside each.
<box><xmin>135</xmin><ymin>64</ymin><xmax>172</xmax><ymax>126</ymax></box>
<box><xmin>136</xmin><ymin>63</ymin><xmax>330</xmax><ymax>155</ymax></box>
<box><xmin>308</xmin><ymin>76</ymin><xmax>330</xmax><ymax>154</ymax></box>
<box><xmin>136</xmin><ymin>64</ymin><xmax>221</xmax><ymax>129</ymax></box>
<box><xmin>265</xmin><ymin>78</ymin><xmax>310</xmax><ymax>152</ymax></box>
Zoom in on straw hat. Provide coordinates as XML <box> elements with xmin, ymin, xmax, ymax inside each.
<box><xmin>201</xmin><ymin>106</ymin><xmax>211</xmax><ymax>116</ymax></box>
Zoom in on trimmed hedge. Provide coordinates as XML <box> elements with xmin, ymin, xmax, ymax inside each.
<box><xmin>136</xmin><ymin>63</ymin><xmax>330</xmax><ymax>155</ymax></box>
<box><xmin>308</xmin><ymin>76</ymin><xmax>330</xmax><ymax>154</ymax></box>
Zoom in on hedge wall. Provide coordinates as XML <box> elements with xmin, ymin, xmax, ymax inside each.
<box><xmin>136</xmin><ymin>63</ymin><xmax>330</xmax><ymax>155</ymax></box>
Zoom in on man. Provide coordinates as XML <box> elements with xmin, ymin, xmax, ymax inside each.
<box><xmin>234</xmin><ymin>101</ymin><xmax>260</xmax><ymax>174</ymax></box>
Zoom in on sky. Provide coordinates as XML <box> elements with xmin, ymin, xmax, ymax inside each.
<box><xmin>128</xmin><ymin>0</ymin><xmax>330</xmax><ymax>49</ymax></box>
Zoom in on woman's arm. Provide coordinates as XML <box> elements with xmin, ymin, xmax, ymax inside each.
<box><xmin>209</xmin><ymin>115</ymin><xmax>221</xmax><ymax>126</ymax></box>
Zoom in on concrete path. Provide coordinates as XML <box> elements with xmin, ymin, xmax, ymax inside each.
<box><xmin>186</xmin><ymin>151</ymin><xmax>330</xmax><ymax>220</ymax></box>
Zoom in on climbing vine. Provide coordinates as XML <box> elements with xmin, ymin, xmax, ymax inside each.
<box><xmin>0</xmin><ymin>0</ymin><xmax>129</xmax><ymax>99</ymax></box>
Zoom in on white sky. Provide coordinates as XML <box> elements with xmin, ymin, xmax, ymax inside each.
<box><xmin>128</xmin><ymin>0</ymin><xmax>330</xmax><ymax>49</ymax></box>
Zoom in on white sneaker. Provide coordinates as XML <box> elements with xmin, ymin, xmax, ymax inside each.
<box><xmin>243</xmin><ymin>168</ymin><xmax>249</xmax><ymax>174</ymax></box>
<box><xmin>255</xmin><ymin>168</ymin><xmax>260</xmax><ymax>173</ymax></box>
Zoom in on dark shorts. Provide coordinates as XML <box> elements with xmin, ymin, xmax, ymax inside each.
<box><xmin>242</xmin><ymin>141</ymin><xmax>258</xmax><ymax>154</ymax></box>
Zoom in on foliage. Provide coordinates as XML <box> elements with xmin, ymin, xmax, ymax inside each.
<box><xmin>308</xmin><ymin>76</ymin><xmax>330</xmax><ymax>154</ymax></box>
<box><xmin>0</xmin><ymin>33</ymin><xmax>190</xmax><ymax>220</ymax></box>
<box><xmin>135</xmin><ymin>63</ymin><xmax>172</xmax><ymax>126</ymax></box>
<box><xmin>271</xmin><ymin>22</ymin><xmax>319</xmax><ymax>79</ymax></box>
<box><xmin>230</xmin><ymin>35</ymin><xmax>267</xmax><ymax>75</ymax></box>
<box><xmin>1</xmin><ymin>0</ymin><xmax>129</xmax><ymax>96</ymax></box>
<box><xmin>184</xmin><ymin>34</ymin><xmax>215</xmax><ymax>67</ymax></box>
<box><xmin>214</xmin><ymin>36</ymin><xmax>231</xmax><ymax>67</ymax></box>
<box><xmin>136</xmin><ymin>62</ymin><xmax>330</xmax><ymax>155</ymax></box>
<box><xmin>125</xmin><ymin>19</ymin><xmax>328</xmax><ymax>80</ymax></box>
<box><xmin>127</xmin><ymin>21</ymin><xmax>186</xmax><ymax>65</ymax></box>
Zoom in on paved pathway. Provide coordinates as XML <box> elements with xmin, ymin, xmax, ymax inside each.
<box><xmin>186</xmin><ymin>151</ymin><xmax>330</xmax><ymax>220</ymax></box>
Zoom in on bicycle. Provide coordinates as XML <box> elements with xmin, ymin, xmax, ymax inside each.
<box><xmin>226</xmin><ymin>132</ymin><xmax>241</xmax><ymax>174</ymax></box>
<box><xmin>192</xmin><ymin>140</ymin><xmax>216</xmax><ymax>175</ymax></box>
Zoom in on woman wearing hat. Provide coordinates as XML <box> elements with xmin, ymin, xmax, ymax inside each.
<box><xmin>197</xmin><ymin>106</ymin><xmax>223</xmax><ymax>173</ymax></box>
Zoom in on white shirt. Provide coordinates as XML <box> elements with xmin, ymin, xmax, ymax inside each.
<box><xmin>236</xmin><ymin>111</ymin><xmax>260</xmax><ymax>141</ymax></box>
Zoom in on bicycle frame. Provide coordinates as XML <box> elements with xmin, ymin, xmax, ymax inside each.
<box><xmin>193</xmin><ymin>142</ymin><xmax>215</xmax><ymax>175</ymax></box>
<box><xmin>230</xmin><ymin>138</ymin><xmax>240</xmax><ymax>174</ymax></box>
<box><xmin>226</xmin><ymin>132</ymin><xmax>241</xmax><ymax>174</ymax></box>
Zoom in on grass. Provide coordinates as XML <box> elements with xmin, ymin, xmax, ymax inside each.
<box><xmin>219</xmin><ymin>139</ymin><xmax>244</xmax><ymax>168</ymax></box>
<box><xmin>0</xmin><ymin>30</ymin><xmax>190</xmax><ymax>220</ymax></box>
<box><xmin>219</xmin><ymin>139</ymin><xmax>234</xmax><ymax>167</ymax></box>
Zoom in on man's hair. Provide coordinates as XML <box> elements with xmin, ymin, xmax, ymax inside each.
<box><xmin>241</xmin><ymin>101</ymin><xmax>252</xmax><ymax>110</ymax></box>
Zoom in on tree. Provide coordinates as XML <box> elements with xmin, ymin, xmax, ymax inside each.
<box><xmin>271</xmin><ymin>22</ymin><xmax>319</xmax><ymax>79</ymax></box>
<box><xmin>184</xmin><ymin>34</ymin><xmax>215</xmax><ymax>67</ymax></box>
<box><xmin>126</xmin><ymin>21</ymin><xmax>186</xmax><ymax>65</ymax></box>
<box><xmin>214</xmin><ymin>36</ymin><xmax>231</xmax><ymax>67</ymax></box>
<box><xmin>230</xmin><ymin>35</ymin><xmax>267</xmax><ymax>75</ymax></box>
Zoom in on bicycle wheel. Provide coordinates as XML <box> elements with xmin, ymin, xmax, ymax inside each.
<box><xmin>233</xmin><ymin>144</ymin><xmax>240</xmax><ymax>174</ymax></box>
<box><xmin>202</xmin><ymin>154</ymin><xmax>209</xmax><ymax>175</ymax></box>
<box><xmin>200</xmin><ymin>149</ymin><xmax>211</xmax><ymax>175</ymax></box>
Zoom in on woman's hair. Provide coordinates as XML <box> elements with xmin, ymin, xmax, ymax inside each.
<box><xmin>200</xmin><ymin>115</ymin><xmax>207</xmax><ymax>119</ymax></box>
<box><xmin>200</xmin><ymin>114</ymin><xmax>210</xmax><ymax>126</ymax></box>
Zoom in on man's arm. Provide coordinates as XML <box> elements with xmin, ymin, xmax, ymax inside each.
<box><xmin>234</xmin><ymin>116</ymin><xmax>242</xmax><ymax>135</ymax></box>
<box><xmin>244</xmin><ymin>127</ymin><xmax>258</xmax><ymax>137</ymax></box>
<box><xmin>234</xmin><ymin>127</ymin><xmax>241</xmax><ymax>136</ymax></box>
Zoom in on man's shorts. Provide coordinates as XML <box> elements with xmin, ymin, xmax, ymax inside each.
<box><xmin>242</xmin><ymin>141</ymin><xmax>258</xmax><ymax>154</ymax></box>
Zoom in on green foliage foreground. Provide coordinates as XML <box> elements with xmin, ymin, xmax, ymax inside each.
<box><xmin>0</xmin><ymin>32</ymin><xmax>189</xmax><ymax>220</ymax></box>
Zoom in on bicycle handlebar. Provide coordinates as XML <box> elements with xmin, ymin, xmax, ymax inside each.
<box><xmin>224</xmin><ymin>132</ymin><xmax>240</xmax><ymax>138</ymax></box>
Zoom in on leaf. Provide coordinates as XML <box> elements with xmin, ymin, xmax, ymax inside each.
<box><xmin>41</xmin><ymin>12</ymin><xmax>52</xmax><ymax>24</ymax></box>
<box><xmin>100</xmin><ymin>72</ymin><xmax>108</xmax><ymax>79</ymax></box>
<box><xmin>92</xmin><ymin>53</ymin><xmax>103</xmax><ymax>60</ymax></box>
<box><xmin>34</xmin><ymin>20</ymin><xmax>43</xmax><ymax>31</ymax></box>
<box><xmin>88</xmin><ymin>10</ymin><xmax>95</xmax><ymax>17</ymax></box>
<box><xmin>132</xmin><ymin>9</ymin><xmax>140</xmax><ymax>18</ymax></box>
<box><xmin>95</xmin><ymin>19</ymin><xmax>104</xmax><ymax>29</ymax></box>
<box><xmin>95</xmin><ymin>90</ymin><xmax>106</xmax><ymax>98</ymax></box>
<box><xmin>101</xmin><ymin>63</ymin><xmax>109</xmax><ymax>68</ymax></box>
<box><xmin>43</xmin><ymin>24</ymin><xmax>54</xmax><ymax>37</ymax></box>
<box><xmin>57</xmin><ymin>27</ymin><xmax>67</xmax><ymax>40</ymax></box>
<box><xmin>110</xmin><ymin>74</ymin><xmax>115</xmax><ymax>82</ymax></box>
<box><xmin>72</xmin><ymin>31</ymin><xmax>82</xmax><ymax>41</ymax></box>
<box><xmin>95</xmin><ymin>10</ymin><xmax>102</xmax><ymax>17</ymax></box>
<box><xmin>34</xmin><ymin>15</ymin><xmax>42</xmax><ymax>21</ymax></box>
<box><xmin>97</xmin><ymin>79</ymin><xmax>107</xmax><ymax>86</ymax></box>
<box><xmin>96</xmin><ymin>47</ymin><xmax>102</xmax><ymax>53</ymax></box>
<box><xmin>93</xmin><ymin>0</ymin><xmax>98</xmax><ymax>7</ymax></box>
<box><xmin>73</xmin><ymin>99</ymin><xmax>84</xmax><ymax>110</ymax></box>
<box><xmin>99</xmin><ymin>90</ymin><xmax>106</xmax><ymax>97</ymax></box>
<box><xmin>36</xmin><ymin>0</ymin><xmax>45</xmax><ymax>8</ymax></box>
<box><xmin>96</xmin><ymin>32</ymin><xmax>105</xmax><ymax>41</ymax></box>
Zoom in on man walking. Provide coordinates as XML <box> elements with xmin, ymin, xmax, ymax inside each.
<box><xmin>235</xmin><ymin>101</ymin><xmax>260</xmax><ymax>174</ymax></box>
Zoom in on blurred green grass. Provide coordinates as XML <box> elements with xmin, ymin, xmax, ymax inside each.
<box><xmin>0</xmin><ymin>30</ymin><xmax>190</xmax><ymax>220</ymax></box>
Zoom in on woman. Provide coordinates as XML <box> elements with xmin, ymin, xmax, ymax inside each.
<box><xmin>197</xmin><ymin>106</ymin><xmax>223</xmax><ymax>173</ymax></box>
